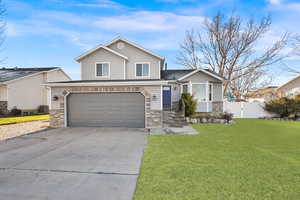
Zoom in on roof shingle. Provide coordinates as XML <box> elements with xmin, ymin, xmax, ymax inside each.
<box><xmin>0</xmin><ymin>67</ymin><xmax>58</xmax><ymax>83</ymax></box>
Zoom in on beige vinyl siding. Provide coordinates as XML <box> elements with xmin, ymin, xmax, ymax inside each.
<box><xmin>279</xmin><ymin>76</ymin><xmax>300</xmax><ymax>96</ymax></box>
<box><xmin>170</xmin><ymin>83</ymin><xmax>181</xmax><ymax>103</ymax></box>
<box><xmin>144</xmin><ymin>86</ymin><xmax>162</xmax><ymax>110</ymax></box>
<box><xmin>0</xmin><ymin>86</ymin><xmax>7</xmax><ymax>101</ymax></box>
<box><xmin>212</xmin><ymin>83</ymin><xmax>223</xmax><ymax>101</ymax></box>
<box><xmin>7</xmin><ymin>73</ymin><xmax>46</xmax><ymax>110</ymax></box>
<box><xmin>81</xmin><ymin>48</ymin><xmax>125</xmax><ymax>80</ymax></box>
<box><xmin>50</xmin><ymin>87</ymin><xmax>65</xmax><ymax>110</ymax></box>
<box><xmin>47</xmin><ymin>69</ymin><xmax>71</xmax><ymax>82</ymax></box>
<box><xmin>108</xmin><ymin>41</ymin><xmax>161</xmax><ymax>79</ymax></box>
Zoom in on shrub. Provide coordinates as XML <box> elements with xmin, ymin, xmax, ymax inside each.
<box><xmin>180</xmin><ymin>93</ymin><xmax>197</xmax><ymax>117</ymax></box>
<box><xmin>10</xmin><ymin>107</ymin><xmax>22</xmax><ymax>116</ymax></box>
<box><xmin>264</xmin><ymin>97</ymin><xmax>300</xmax><ymax>118</ymax></box>
<box><xmin>222</xmin><ymin>112</ymin><xmax>233</xmax><ymax>123</ymax></box>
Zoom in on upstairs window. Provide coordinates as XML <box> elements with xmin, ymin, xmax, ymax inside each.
<box><xmin>136</xmin><ymin>63</ymin><xmax>149</xmax><ymax>77</ymax></box>
<box><xmin>96</xmin><ymin>63</ymin><xmax>109</xmax><ymax>77</ymax></box>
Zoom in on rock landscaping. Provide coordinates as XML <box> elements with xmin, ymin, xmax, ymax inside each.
<box><xmin>186</xmin><ymin>112</ymin><xmax>235</xmax><ymax>124</ymax></box>
<box><xmin>261</xmin><ymin>117</ymin><xmax>300</xmax><ymax>121</ymax></box>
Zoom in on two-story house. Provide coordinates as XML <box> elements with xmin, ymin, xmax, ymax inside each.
<box><xmin>46</xmin><ymin>37</ymin><xmax>225</xmax><ymax>128</ymax></box>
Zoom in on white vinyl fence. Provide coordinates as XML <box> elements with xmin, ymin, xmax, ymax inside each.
<box><xmin>223</xmin><ymin>102</ymin><xmax>273</xmax><ymax>118</ymax></box>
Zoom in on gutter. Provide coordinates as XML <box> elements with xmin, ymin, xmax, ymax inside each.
<box><xmin>43</xmin><ymin>80</ymin><xmax>171</xmax><ymax>87</ymax></box>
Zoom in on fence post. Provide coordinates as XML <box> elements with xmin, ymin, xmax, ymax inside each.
<box><xmin>241</xmin><ymin>102</ymin><xmax>244</xmax><ymax>118</ymax></box>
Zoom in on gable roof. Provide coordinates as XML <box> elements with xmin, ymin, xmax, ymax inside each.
<box><xmin>105</xmin><ymin>36</ymin><xmax>165</xmax><ymax>60</ymax></box>
<box><xmin>75</xmin><ymin>45</ymin><xmax>128</xmax><ymax>62</ymax></box>
<box><xmin>161</xmin><ymin>69</ymin><xmax>196</xmax><ymax>80</ymax></box>
<box><xmin>177</xmin><ymin>68</ymin><xmax>225</xmax><ymax>81</ymax></box>
<box><xmin>278</xmin><ymin>74</ymin><xmax>300</xmax><ymax>90</ymax></box>
<box><xmin>75</xmin><ymin>37</ymin><xmax>165</xmax><ymax>62</ymax></box>
<box><xmin>162</xmin><ymin>68</ymin><xmax>225</xmax><ymax>81</ymax></box>
<box><xmin>0</xmin><ymin>67</ymin><xmax>62</xmax><ymax>83</ymax></box>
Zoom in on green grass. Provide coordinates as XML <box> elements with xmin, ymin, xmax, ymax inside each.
<box><xmin>0</xmin><ymin>115</ymin><xmax>49</xmax><ymax>125</ymax></box>
<box><xmin>135</xmin><ymin>119</ymin><xmax>300</xmax><ymax>200</ymax></box>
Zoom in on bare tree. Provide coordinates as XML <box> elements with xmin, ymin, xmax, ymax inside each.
<box><xmin>294</xmin><ymin>35</ymin><xmax>300</xmax><ymax>56</ymax></box>
<box><xmin>0</xmin><ymin>0</ymin><xmax>5</xmax><ymax>62</ymax></box>
<box><xmin>281</xmin><ymin>35</ymin><xmax>300</xmax><ymax>75</ymax></box>
<box><xmin>281</xmin><ymin>61</ymin><xmax>300</xmax><ymax>75</ymax></box>
<box><xmin>231</xmin><ymin>69</ymin><xmax>272</xmax><ymax>96</ymax></box>
<box><xmin>176</xmin><ymin>12</ymin><xmax>290</xmax><ymax>94</ymax></box>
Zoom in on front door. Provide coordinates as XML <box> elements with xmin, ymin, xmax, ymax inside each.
<box><xmin>163</xmin><ymin>86</ymin><xmax>172</xmax><ymax>110</ymax></box>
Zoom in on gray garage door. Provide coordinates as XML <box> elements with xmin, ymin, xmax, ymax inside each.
<box><xmin>67</xmin><ymin>93</ymin><xmax>145</xmax><ymax>128</ymax></box>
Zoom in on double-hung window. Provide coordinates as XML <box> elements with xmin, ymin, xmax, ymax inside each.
<box><xmin>136</xmin><ymin>63</ymin><xmax>149</xmax><ymax>77</ymax></box>
<box><xmin>96</xmin><ymin>63</ymin><xmax>109</xmax><ymax>77</ymax></box>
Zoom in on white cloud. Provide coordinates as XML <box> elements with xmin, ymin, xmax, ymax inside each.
<box><xmin>76</xmin><ymin>0</ymin><xmax>126</xmax><ymax>9</ymax></box>
<box><xmin>6</xmin><ymin>22</ymin><xmax>18</xmax><ymax>37</ymax></box>
<box><xmin>267</xmin><ymin>0</ymin><xmax>281</xmax><ymax>5</ymax></box>
<box><xmin>94</xmin><ymin>11</ymin><xmax>205</xmax><ymax>32</ymax></box>
<box><xmin>35</xmin><ymin>11</ymin><xmax>89</xmax><ymax>26</ymax></box>
<box><xmin>6</xmin><ymin>19</ymin><xmax>101</xmax><ymax>50</ymax></box>
<box><xmin>7</xmin><ymin>4</ymin><xmax>206</xmax><ymax>51</ymax></box>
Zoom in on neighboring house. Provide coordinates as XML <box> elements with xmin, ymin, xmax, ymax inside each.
<box><xmin>278</xmin><ymin>74</ymin><xmax>300</xmax><ymax>97</ymax></box>
<box><xmin>46</xmin><ymin>37</ymin><xmax>225</xmax><ymax>128</ymax></box>
<box><xmin>0</xmin><ymin>67</ymin><xmax>71</xmax><ymax>114</ymax></box>
<box><xmin>244</xmin><ymin>86</ymin><xmax>279</xmax><ymax>102</ymax></box>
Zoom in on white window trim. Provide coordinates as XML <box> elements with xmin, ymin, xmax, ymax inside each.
<box><xmin>123</xmin><ymin>60</ymin><xmax>126</xmax><ymax>80</ymax></box>
<box><xmin>135</xmin><ymin>62</ymin><xmax>150</xmax><ymax>78</ymax></box>
<box><xmin>95</xmin><ymin>62</ymin><xmax>110</xmax><ymax>78</ymax></box>
<box><xmin>181</xmin><ymin>84</ymin><xmax>189</xmax><ymax>94</ymax></box>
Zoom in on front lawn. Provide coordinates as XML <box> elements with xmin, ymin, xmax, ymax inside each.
<box><xmin>0</xmin><ymin>115</ymin><xmax>49</xmax><ymax>126</ymax></box>
<box><xmin>135</xmin><ymin>119</ymin><xmax>300</xmax><ymax>200</ymax></box>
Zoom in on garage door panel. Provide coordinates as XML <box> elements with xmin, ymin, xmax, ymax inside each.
<box><xmin>67</xmin><ymin>93</ymin><xmax>145</xmax><ymax>128</ymax></box>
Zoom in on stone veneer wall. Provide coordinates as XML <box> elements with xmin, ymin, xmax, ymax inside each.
<box><xmin>49</xmin><ymin>109</ymin><xmax>64</xmax><ymax>127</ymax></box>
<box><xmin>212</xmin><ymin>101</ymin><xmax>223</xmax><ymax>113</ymax></box>
<box><xmin>49</xmin><ymin>86</ymin><xmax>162</xmax><ymax>128</ymax></box>
<box><xmin>0</xmin><ymin>101</ymin><xmax>7</xmax><ymax>114</ymax></box>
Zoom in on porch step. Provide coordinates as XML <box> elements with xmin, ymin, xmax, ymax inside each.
<box><xmin>163</xmin><ymin>111</ymin><xmax>187</xmax><ymax>128</ymax></box>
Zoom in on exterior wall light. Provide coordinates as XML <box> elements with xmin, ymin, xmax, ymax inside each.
<box><xmin>152</xmin><ymin>95</ymin><xmax>157</xmax><ymax>101</ymax></box>
<box><xmin>52</xmin><ymin>96</ymin><xmax>59</xmax><ymax>101</ymax></box>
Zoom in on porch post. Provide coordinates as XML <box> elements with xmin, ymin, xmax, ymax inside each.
<box><xmin>189</xmin><ymin>81</ymin><xmax>192</xmax><ymax>94</ymax></box>
<box><xmin>206</xmin><ymin>81</ymin><xmax>209</xmax><ymax>112</ymax></box>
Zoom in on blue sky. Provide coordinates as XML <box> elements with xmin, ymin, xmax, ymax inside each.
<box><xmin>2</xmin><ymin>0</ymin><xmax>300</xmax><ymax>85</ymax></box>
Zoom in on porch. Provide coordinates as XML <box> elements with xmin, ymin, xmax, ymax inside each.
<box><xmin>163</xmin><ymin>81</ymin><xmax>224</xmax><ymax>113</ymax></box>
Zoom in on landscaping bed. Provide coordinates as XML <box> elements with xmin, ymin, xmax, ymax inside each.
<box><xmin>135</xmin><ymin>119</ymin><xmax>300</xmax><ymax>200</ymax></box>
<box><xmin>0</xmin><ymin>115</ymin><xmax>49</xmax><ymax>126</ymax></box>
<box><xmin>186</xmin><ymin>112</ymin><xmax>235</xmax><ymax>124</ymax></box>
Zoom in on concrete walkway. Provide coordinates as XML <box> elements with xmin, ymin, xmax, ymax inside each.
<box><xmin>150</xmin><ymin>125</ymin><xmax>199</xmax><ymax>135</ymax></box>
<box><xmin>0</xmin><ymin>128</ymin><xmax>148</xmax><ymax>200</ymax></box>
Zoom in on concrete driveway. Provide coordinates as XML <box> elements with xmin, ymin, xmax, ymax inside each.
<box><xmin>0</xmin><ymin>128</ymin><xmax>148</xmax><ymax>200</ymax></box>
